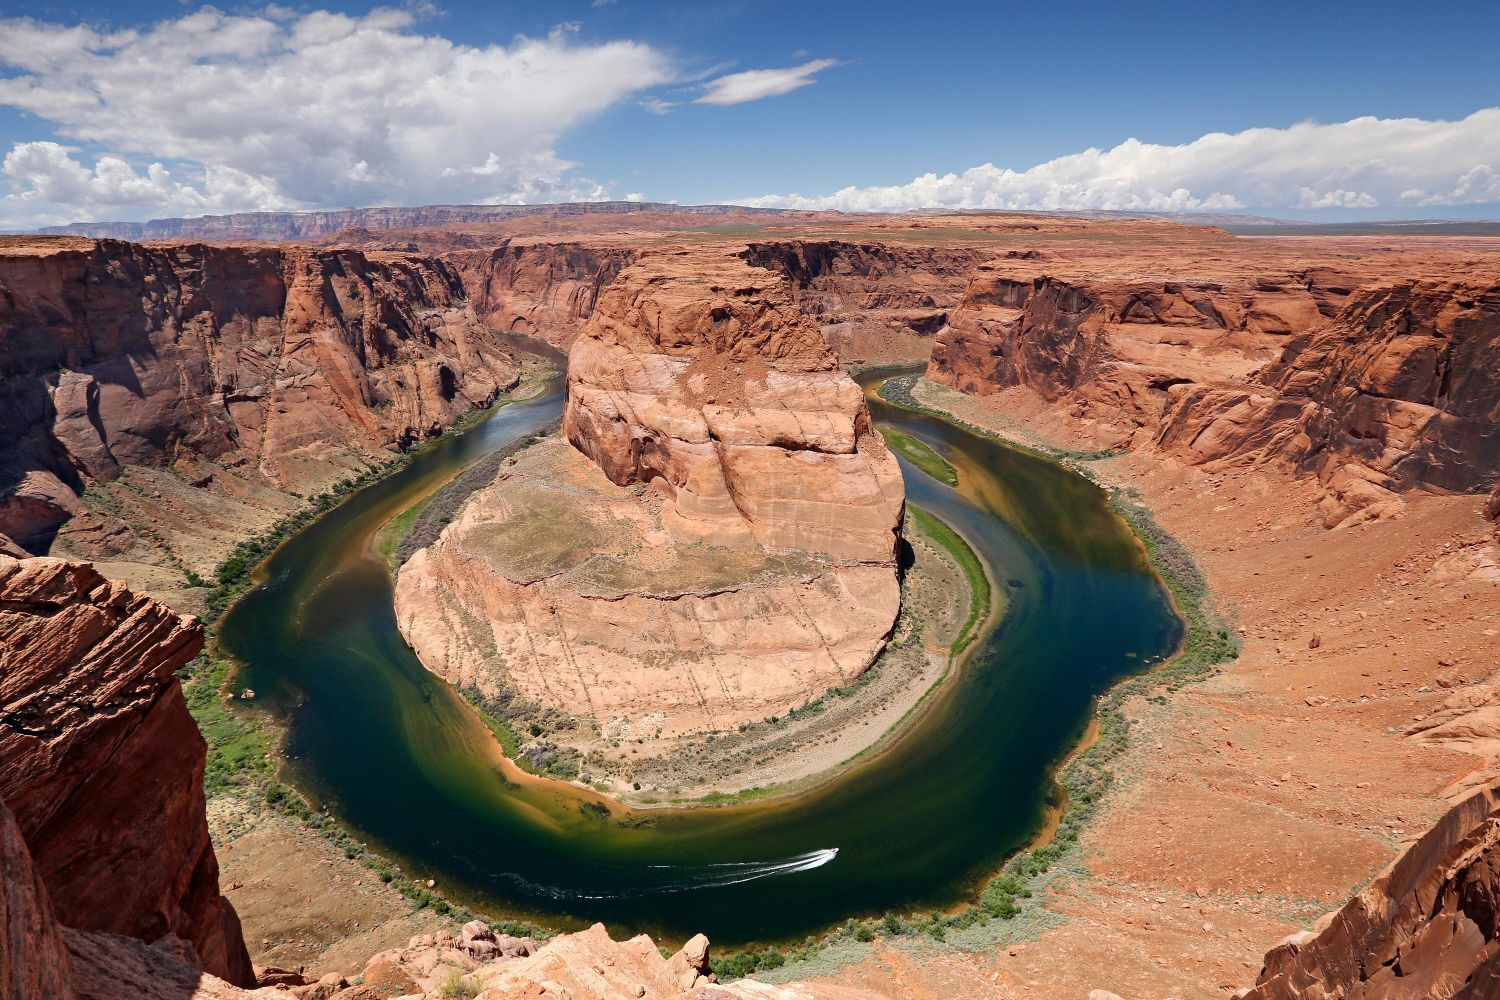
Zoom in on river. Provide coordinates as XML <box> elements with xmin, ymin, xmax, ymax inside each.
<box><xmin>217</xmin><ymin>362</ymin><xmax>1180</xmax><ymax>946</ymax></box>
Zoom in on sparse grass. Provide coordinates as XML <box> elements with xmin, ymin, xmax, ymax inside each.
<box><xmin>377</xmin><ymin>494</ymin><xmax>434</xmax><ymax>569</ymax></box>
<box><xmin>879</xmin><ymin>427</ymin><xmax>958</xmax><ymax>486</ymax></box>
<box><xmin>906</xmin><ymin>505</ymin><xmax>990</xmax><ymax>653</ymax></box>
<box><xmin>178</xmin><ymin>655</ymin><xmax>275</xmax><ymax>796</ymax></box>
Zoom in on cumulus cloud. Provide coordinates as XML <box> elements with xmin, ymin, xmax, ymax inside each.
<box><xmin>743</xmin><ymin>109</ymin><xmax>1500</xmax><ymax>214</ymax></box>
<box><xmin>696</xmin><ymin>58</ymin><xmax>838</xmax><ymax>106</ymax></box>
<box><xmin>0</xmin><ymin>7</ymin><xmax>673</xmax><ymax>226</ymax></box>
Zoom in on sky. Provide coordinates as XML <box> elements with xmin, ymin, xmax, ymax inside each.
<box><xmin>0</xmin><ymin>0</ymin><xmax>1497</xmax><ymax>227</ymax></box>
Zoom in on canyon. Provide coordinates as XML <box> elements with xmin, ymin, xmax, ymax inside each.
<box><xmin>395</xmin><ymin>250</ymin><xmax>905</xmax><ymax>758</ymax></box>
<box><xmin>2</xmin><ymin>210</ymin><xmax>1499</xmax><ymax>999</ymax></box>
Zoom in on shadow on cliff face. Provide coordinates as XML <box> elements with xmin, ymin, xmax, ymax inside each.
<box><xmin>0</xmin><ymin>555</ymin><xmax>256</xmax><ymax>993</ymax></box>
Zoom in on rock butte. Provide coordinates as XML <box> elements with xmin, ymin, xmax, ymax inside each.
<box><xmin>396</xmin><ymin>251</ymin><xmax>905</xmax><ymax>741</ymax></box>
<box><xmin>2</xmin><ymin>209</ymin><xmax>1500</xmax><ymax>999</ymax></box>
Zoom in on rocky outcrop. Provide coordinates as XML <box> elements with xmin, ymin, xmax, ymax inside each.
<box><xmin>742</xmin><ymin>240</ymin><xmax>984</xmax><ymax>361</ymax></box>
<box><xmin>0</xmin><ymin>238</ymin><xmax>519</xmax><ymax>553</ymax></box>
<box><xmin>398</xmin><ymin>252</ymin><xmax>904</xmax><ymax>744</ymax></box>
<box><xmin>1241</xmin><ymin>783</ymin><xmax>1500</xmax><ymax>999</ymax></box>
<box><xmin>1158</xmin><ymin>281</ymin><xmax>1500</xmax><ymax>526</ymax></box>
<box><xmin>929</xmin><ymin>265</ymin><xmax>1347</xmax><ymax>421</ymax></box>
<box><xmin>931</xmin><ymin>261</ymin><xmax>1499</xmax><ymax>527</ymax></box>
<box><xmin>444</xmin><ymin>243</ymin><xmax>634</xmax><ymax>346</ymax></box>
<box><xmin>0</xmin><ymin>555</ymin><xmax>254</xmax><ymax>986</ymax></box>
<box><xmin>565</xmin><ymin>252</ymin><xmax>904</xmax><ymax>561</ymax></box>
<box><xmin>2</xmin><ymin>798</ymin><xmax>76</xmax><ymax>1000</ymax></box>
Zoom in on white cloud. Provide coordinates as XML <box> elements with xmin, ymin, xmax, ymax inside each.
<box><xmin>695</xmin><ymin>58</ymin><xmax>838</xmax><ymax>106</ymax></box>
<box><xmin>0</xmin><ymin>7</ymin><xmax>673</xmax><ymax>226</ymax></box>
<box><xmin>744</xmin><ymin>109</ymin><xmax>1500</xmax><ymax>214</ymax></box>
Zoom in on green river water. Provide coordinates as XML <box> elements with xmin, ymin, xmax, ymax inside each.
<box><xmin>217</xmin><ymin>363</ymin><xmax>1180</xmax><ymax>946</ymax></box>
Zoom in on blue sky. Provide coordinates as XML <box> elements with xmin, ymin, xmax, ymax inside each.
<box><xmin>0</xmin><ymin>0</ymin><xmax>1497</xmax><ymax>225</ymax></box>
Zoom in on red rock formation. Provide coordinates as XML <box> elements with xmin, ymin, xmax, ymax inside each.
<box><xmin>742</xmin><ymin>240</ymin><xmax>984</xmax><ymax>361</ymax></box>
<box><xmin>1158</xmin><ymin>281</ymin><xmax>1500</xmax><ymax>525</ymax></box>
<box><xmin>0</xmin><ymin>237</ymin><xmax>519</xmax><ymax>553</ymax></box>
<box><xmin>2</xmin><ymin>798</ymin><xmax>76</xmax><ymax>1000</ymax></box>
<box><xmin>444</xmin><ymin>242</ymin><xmax>633</xmax><ymax>346</ymax></box>
<box><xmin>0</xmin><ymin>555</ymin><xmax>253</xmax><ymax>986</ymax></box>
<box><xmin>930</xmin><ymin>257</ymin><xmax>1499</xmax><ymax>527</ymax></box>
<box><xmin>565</xmin><ymin>251</ymin><xmax>904</xmax><ymax>560</ymax></box>
<box><xmin>1241</xmin><ymin>783</ymin><xmax>1500</xmax><ymax>999</ymax></box>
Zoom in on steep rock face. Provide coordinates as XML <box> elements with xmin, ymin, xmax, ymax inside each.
<box><xmin>1242</xmin><ymin>783</ymin><xmax>1500</xmax><ymax>999</ymax></box>
<box><xmin>929</xmin><ymin>264</ymin><xmax>1346</xmax><ymax>425</ymax></box>
<box><xmin>565</xmin><ymin>252</ymin><xmax>904</xmax><ymax>561</ymax></box>
<box><xmin>0</xmin><ymin>555</ymin><xmax>253</xmax><ymax>986</ymax></box>
<box><xmin>398</xmin><ymin>252</ymin><xmax>904</xmax><ymax>742</ymax></box>
<box><xmin>742</xmin><ymin>240</ymin><xmax>984</xmax><ymax>361</ymax></box>
<box><xmin>2</xmin><ymin>798</ymin><xmax>76</xmax><ymax>1000</ymax></box>
<box><xmin>931</xmin><ymin>264</ymin><xmax>1499</xmax><ymax>527</ymax></box>
<box><xmin>1158</xmin><ymin>281</ymin><xmax>1500</xmax><ymax>526</ymax></box>
<box><xmin>0</xmin><ymin>238</ymin><xmax>519</xmax><ymax>552</ymax></box>
<box><xmin>444</xmin><ymin>243</ymin><xmax>633</xmax><ymax>346</ymax></box>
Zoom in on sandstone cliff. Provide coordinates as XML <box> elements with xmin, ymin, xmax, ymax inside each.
<box><xmin>929</xmin><ymin>261</ymin><xmax>1499</xmax><ymax>527</ymax></box>
<box><xmin>397</xmin><ymin>252</ymin><xmax>904</xmax><ymax>748</ymax></box>
<box><xmin>1241</xmin><ymin>782</ymin><xmax>1500</xmax><ymax>999</ymax></box>
<box><xmin>1158</xmin><ymin>281</ymin><xmax>1500</xmax><ymax>526</ymax></box>
<box><xmin>444</xmin><ymin>242</ymin><xmax>634</xmax><ymax>346</ymax></box>
<box><xmin>742</xmin><ymin>240</ymin><xmax>984</xmax><ymax>362</ymax></box>
<box><xmin>0</xmin><ymin>237</ymin><xmax>520</xmax><ymax>560</ymax></box>
<box><xmin>0</xmin><ymin>554</ymin><xmax>254</xmax><ymax>986</ymax></box>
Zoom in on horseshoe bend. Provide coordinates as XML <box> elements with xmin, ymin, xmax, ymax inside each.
<box><xmin>1</xmin><ymin>19</ymin><xmax>1500</xmax><ymax>997</ymax></box>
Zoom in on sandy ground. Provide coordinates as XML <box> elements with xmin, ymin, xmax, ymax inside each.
<box><xmin>209</xmin><ymin>797</ymin><xmax>456</xmax><ymax>978</ymax></box>
<box><xmin>808</xmin><ymin>379</ymin><xmax>1500</xmax><ymax>1000</ymax></box>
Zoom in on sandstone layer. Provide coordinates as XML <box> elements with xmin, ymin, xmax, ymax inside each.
<box><xmin>928</xmin><ymin>240</ymin><xmax>1500</xmax><ymax>528</ymax></box>
<box><xmin>397</xmin><ymin>252</ymin><xmax>904</xmax><ymax>746</ymax></box>
<box><xmin>0</xmin><ymin>554</ymin><xmax>253</xmax><ymax>986</ymax></box>
<box><xmin>742</xmin><ymin>240</ymin><xmax>984</xmax><ymax>362</ymax></box>
<box><xmin>1242</xmin><ymin>782</ymin><xmax>1500</xmax><ymax>999</ymax></box>
<box><xmin>0</xmin><ymin>237</ymin><xmax>521</xmax><ymax>562</ymax></box>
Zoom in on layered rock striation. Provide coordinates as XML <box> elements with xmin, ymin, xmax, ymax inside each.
<box><xmin>930</xmin><ymin>260</ymin><xmax>1500</xmax><ymax>527</ymax></box>
<box><xmin>0</xmin><ymin>554</ymin><xmax>254</xmax><ymax>987</ymax></box>
<box><xmin>742</xmin><ymin>240</ymin><xmax>985</xmax><ymax>362</ymax></box>
<box><xmin>397</xmin><ymin>252</ymin><xmax>904</xmax><ymax>744</ymax></box>
<box><xmin>0</xmin><ymin>237</ymin><xmax>520</xmax><ymax>555</ymax></box>
<box><xmin>443</xmin><ymin>243</ymin><xmax>634</xmax><ymax>347</ymax></box>
<box><xmin>1241</xmin><ymin>782</ymin><xmax>1500</xmax><ymax>999</ymax></box>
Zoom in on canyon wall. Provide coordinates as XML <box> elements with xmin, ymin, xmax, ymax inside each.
<box><xmin>1158</xmin><ymin>281</ymin><xmax>1500</xmax><ymax>526</ymax></box>
<box><xmin>929</xmin><ymin>263</ymin><xmax>1499</xmax><ymax>526</ymax></box>
<box><xmin>1242</xmin><ymin>782</ymin><xmax>1500</xmax><ymax>999</ymax></box>
<box><xmin>444</xmin><ymin>243</ymin><xmax>634</xmax><ymax>346</ymax></box>
<box><xmin>0</xmin><ymin>554</ymin><xmax>253</xmax><ymax>987</ymax></box>
<box><xmin>0</xmin><ymin>238</ymin><xmax>520</xmax><ymax>556</ymax></box>
<box><xmin>743</xmin><ymin>240</ymin><xmax>984</xmax><ymax>362</ymax></box>
<box><xmin>397</xmin><ymin>251</ymin><xmax>905</xmax><ymax>746</ymax></box>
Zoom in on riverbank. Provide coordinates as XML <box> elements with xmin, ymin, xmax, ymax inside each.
<box><xmin>380</xmin><ymin>414</ymin><xmax>994</xmax><ymax>805</ymax></box>
<box><xmin>184</xmin><ymin>369</ymin><xmax>562</xmax><ymax>978</ymax></box>
<box><xmin>203</xmin><ymin>360</ymin><xmax>1190</xmax><ymax>966</ymax></box>
<box><xmin>804</xmin><ymin>376</ymin><xmax>1500</xmax><ymax>1000</ymax></box>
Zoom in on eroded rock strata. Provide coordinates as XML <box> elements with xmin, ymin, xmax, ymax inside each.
<box><xmin>0</xmin><ymin>554</ymin><xmax>253</xmax><ymax>987</ymax></box>
<box><xmin>1242</xmin><ymin>782</ymin><xmax>1500</xmax><ymax>1000</ymax></box>
<box><xmin>0</xmin><ymin>237</ymin><xmax>520</xmax><ymax>557</ymax></box>
<box><xmin>929</xmin><ymin>257</ymin><xmax>1500</xmax><ymax>527</ymax></box>
<box><xmin>742</xmin><ymin>240</ymin><xmax>984</xmax><ymax>361</ymax></box>
<box><xmin>397</xmin><ymin>252</ymin><xmax>904</xmax><ymax>742</ymax></box>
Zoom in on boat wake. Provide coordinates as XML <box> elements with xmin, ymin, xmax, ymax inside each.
<box><xmin>498</xmin><ymin>848</ymin><xmax>839</xmax><ymax>901</ymax></box>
